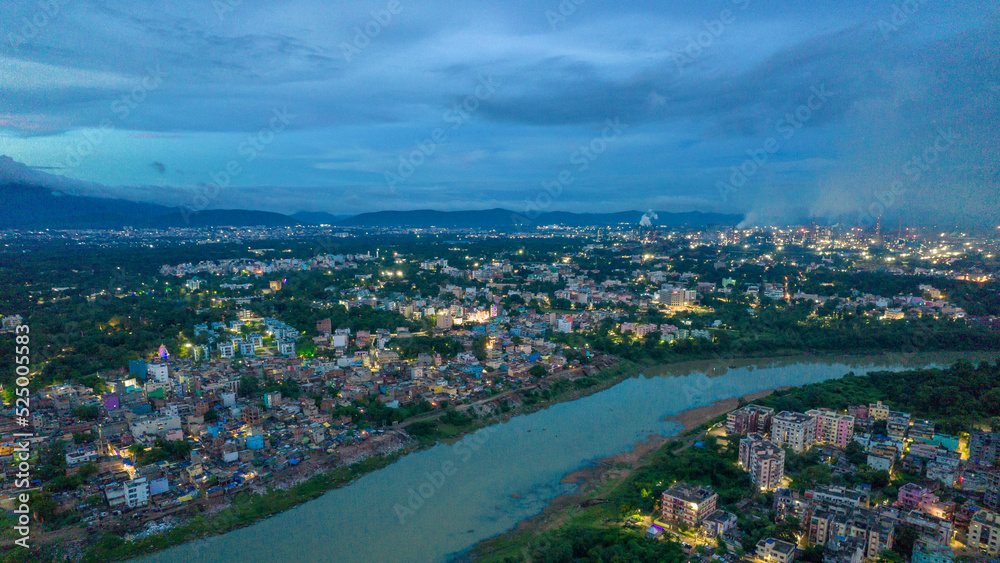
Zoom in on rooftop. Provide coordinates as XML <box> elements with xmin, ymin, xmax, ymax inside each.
<box><xmin>663</xmin><ymin>482</ymin><xmax>717</xmax><ymax>504</ymax></box>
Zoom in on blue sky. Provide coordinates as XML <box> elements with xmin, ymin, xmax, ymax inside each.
<box><xmin>0</xmin><ymin>0</ymin><xmax>997</xmax><ymax>223</ymax></box>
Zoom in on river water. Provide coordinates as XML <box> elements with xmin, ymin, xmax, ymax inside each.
<box><xmin>139</xmin><ymin>352</ymin><xmax>993</xmax><ymax>563</ymax></box>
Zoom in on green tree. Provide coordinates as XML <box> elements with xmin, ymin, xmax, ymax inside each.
<box><xmin>239</xmin><ymin>374</ymin><xmax>261</xmax><ymax>398</ymax></box>
<box><xmin>73</xmin><ymin>405</ymin><xmax>100</xmax><ymax>420</ymax></box>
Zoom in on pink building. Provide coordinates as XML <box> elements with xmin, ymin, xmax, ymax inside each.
<box><xmin>806</xmin><ymin>408</ymin><xmax>855</xmax><ymax>448</ymax></box>
<box><xmin>896</xmin><ymin>483</ymin><xmax>933</xmax><ymax>510</ymax></box>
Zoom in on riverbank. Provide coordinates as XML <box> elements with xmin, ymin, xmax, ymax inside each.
<box><xmin>467</xmin><ymin>352</ymin><xmax>1000</xmax><ymax>562</ymax></box>
<box><xmin>19</xmin><ymin>351</ymin><xmax>990</xmax><ymax>563</ymax></box>
<box><xmin>9</xmin><ymin>359</ymin><xmax>644</xmax><ymax>563</ymax></box>
<box><xmin>470</xmin><ymin>386</ymin><xmax>788</xmax><ymax>550</ymax></box>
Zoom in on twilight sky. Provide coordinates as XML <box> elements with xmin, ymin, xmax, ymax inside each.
<box><xmin>0</xmin><ymin>0</ymin><xmax>998</xmax><ymax>223</ymax></box>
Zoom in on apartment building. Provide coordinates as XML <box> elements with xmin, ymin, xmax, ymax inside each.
<box><xmin>806</xmin><ymin>408</ymin><xmax>856</xmax><ymax>448</ymax></box>
<box><xmin>968</xmin><ymin>510</ymin><xmax>1000</xmax><ymax>556</ymax></box>
<box><xmin>809</xmin><ymin>507</ymin><xmax>894</xmax><ymax>561</ymax></box>
<box><xmin>925</xmin><ymin>451</ymin><xmax>960</xmax><ymax>487</ymax></box>
<box><xmin>869</xmin><ymin>401</ymin><xmax>890</xmax><ymax>421</ymax></box>
<box><xmin>771</xmin><ymin>411</ymin><xmax>816</xmax><ymax>453</ymax></box>
<box><xmin>661</xmin><ymin>483</ymin><xmax>718</xmax><ymax>528</ymax></box>
<box><xmin>909</xmin><ymin>420</ymin><xmax>936</xmax><ymax>442</ymax></box>
<box><xmin>129</xmin><ymin>414</ymin><xmax>182</xmax><ymax>440</ymax></box>
<box><xmin>986</xmin><ymin>472</ymin><xmax>1000</xmax><ymax>509</ymax></box>
<box><xmin>824</xmin><ymin>536</ymin><xmax>866</xmax><ymax>563</ymax></box>
<box><xmin>124</xmin><ymin>477</ymin><xmax>150</xmax><ymax>508</ymax></box>
<box><xmin>739</xmin><ymin>433</ymin><xmax>786</xmax><ymax>491</ymax></box>
<box><xmin>726</xmin><ymin>405</ymin><xmax>775</xmax><ymax>435</ymax></box>
<box><xmin>756</xmin><ymin>538</ymin><xmax>797</xmax><ymax>563</ymax></box>
<box><xmin>970</xmin><ymin>432</ymin><xmax>1000</xmax><ymax>465</ymax></box>
<box><xmin>807</xmin><ymin>485</ymin><xmax>870</xmax><ymax>510</ymax></box>
<box><xmin>887</xmin><ymin>411</ymin><xmax>912</xmax><ymax>440</ymax></box>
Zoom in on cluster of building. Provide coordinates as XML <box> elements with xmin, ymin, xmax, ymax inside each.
<box><xmin>193</xmin><ymin>315</ymin><xmax>299</xmax><ymax>359</ymax></box>
<box><xmin>713</xmin><ymin>399</ymin><xmax>1000</xmax><ymax>562</ymax></box>
<box><xmin>1</xmin><ymin>295</ymin><xmax>615</xmax><ymax>533</ymax></box>
<box><xmin>656</xmin><ymin>471</ymin><xmax>970</xmax><ymax>563</ymax></box>
<box><xmin>158</xmin><ymin>252</ymin><xmax>378</xmax><ymax>278</ymax></box>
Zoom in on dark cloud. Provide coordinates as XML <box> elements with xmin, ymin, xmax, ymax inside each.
<box><xmin>0</xmin><ymin>0</ymin><xmax>995</xmax><ymax>223</ymax></box>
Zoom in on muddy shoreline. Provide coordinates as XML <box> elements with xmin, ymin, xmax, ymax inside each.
<box><xmin>508</xmin><ymin>386</ymin><xmax>788</xmax><ymax>535</ymax></box>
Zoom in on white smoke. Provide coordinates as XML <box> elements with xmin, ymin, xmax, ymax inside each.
<box><xmin>640</xmin><ymin>209</ymin><xmax>658</xmax><ymax>227</ymax></box>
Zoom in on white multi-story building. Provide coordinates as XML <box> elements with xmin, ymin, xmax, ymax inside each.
<box><xmin>969</xmin><ymin>510</ymin><xmax>1000</xmax><ymax>556</ymax></box>
<box><xmin>738</xmin><ymin>433</ymin><xmax>785</xmax><ymax>491</ymax></box>
<box><xmin>193</xmin><ymin>345</ymin><xmax>210</xmax><ymax>361</ymax></box>
<box><xmin>147</xmin><ymin>363</ymin><xmax>169</xmax><ymax>383</ymax></box>
<box><xmin>436</xmin><ymin>314</ymin><xmax>453</xmax><ymax>330</ymax></box>
<box><xmin>771</xmin><ymin>411</ymin><xmax>816</xmax><ymax>453</ymax></box>
<box><xmin>926</xmin><ymin>452</ymin><xmax>960</xmax><ymax>487</ymax></box>
<box><xmin>124</xmin><ymin>477</ymin><xmax>150</xmax><ymax>508</ymax></box>
<box><xmin>218</xmin><ymin>341</ymin><xmax>235</xmax><ymax>358</ymax></box>
<box><xmin>278</xmin><ymin>340</ymin><xmax>296</xmax><ymax>355</ymax></box>
<box><xmin>807</xmin><ymin>485</ymin><xmax>869</xmax><ymax>509</ymax></box>
<box><xmin>129</xmin><ymin>415</ymin><xmax>182</xmax><ymax>440</ymax></box>
<box><xmin>756</xmin><ymin>538</ymin><xmax>797</xmax><ymax>563</ymax></box>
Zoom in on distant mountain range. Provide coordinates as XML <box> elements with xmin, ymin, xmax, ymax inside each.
<box><xmin>0</xmin><ymin>182</ymin><xmax>742</xmax><ymax>230</ymax></box>
<box><xmin>338</xmin><ymin>208</ymin><xmax>742</xmax><ymax>228</ymax></box>
<box><xmin>290</xmin><ymin>211</ymin><xmax>352</xmax><ymax>224</ymax></box>
<box><xmin>0</xmin><ymin>183</ymin><xmax>302</xmax><ymax>229</ymax></box>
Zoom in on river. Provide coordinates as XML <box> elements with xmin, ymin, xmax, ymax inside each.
<box><xmin>138</xmin><ymin>352</ymin><xmax>994</xmax><ymax>563</ymax></box>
